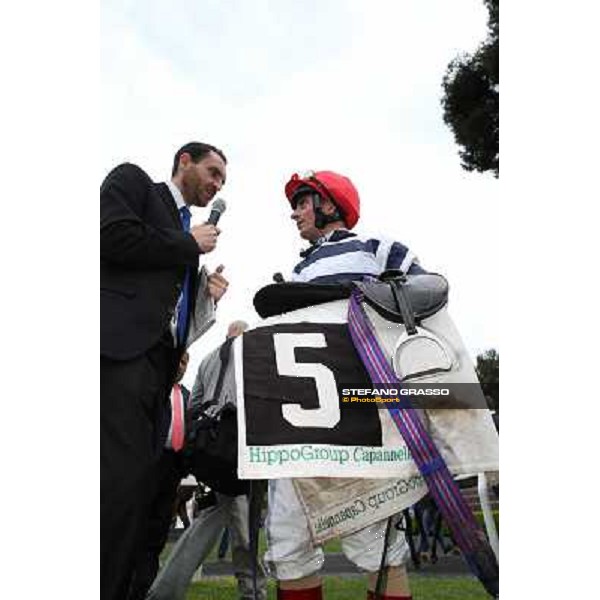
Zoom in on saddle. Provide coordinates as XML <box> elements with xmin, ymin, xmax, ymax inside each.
<box><xmin>253</xmin><ymin>270</ymin><xmax>448</xmax><ymax>326</ymax></box>
<box><xmin>355</xmin><ymin>270</ymin><xmax>448</xmax><ymax>333</ymax></box>
<box><xmin>253</xmin><ymin>271</ymin><xmax>451</xmax><ymax>382</ymax></box>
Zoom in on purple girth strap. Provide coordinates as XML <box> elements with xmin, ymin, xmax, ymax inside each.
<box><xmin>347</xmin><ymin>290</ymin><xmax>498</xmax><ymax>598</ymax></box>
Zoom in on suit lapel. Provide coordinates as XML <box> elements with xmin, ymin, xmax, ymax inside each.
<box><xmin>155</xmin><ymin>182</ymin><xmax>182</xmax><ymax>229</ymax></box>
<box><xmin>155</xmin><ymin>183</ymin><xmax>201</xmax><ymax>345</ymax></box>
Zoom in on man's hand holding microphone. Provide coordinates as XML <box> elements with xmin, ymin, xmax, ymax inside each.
<box><xmin>191</xmin><ymin>223</ymin><xmax>220</xmax><ymax>253</ymax></box>
<box><xmin>190</xmin><ymin>197</ymin><xmax>226</xmax><ymax>254</ymax></box>
<box><xmin>191</xmin><ymin>198</ymin><xmax>229</xmax><ymax>303</ymax></box>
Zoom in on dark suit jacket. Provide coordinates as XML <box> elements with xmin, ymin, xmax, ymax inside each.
<box><xmin>101</xmin><ymin>163</ymin><xmax>201</xmax><ymax>360</ymax></box>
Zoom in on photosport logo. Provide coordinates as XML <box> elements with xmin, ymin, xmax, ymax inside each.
<box><xmin>337</xmin><ymin>383</ymin><xmax>490</xmax><ymax>409</ymax></box>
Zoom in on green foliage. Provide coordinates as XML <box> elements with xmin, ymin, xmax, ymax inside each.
<box><xmin>441</xmin><ymin>0</ymin><xmax>499</xmax><ymax>177</ymax></box>
<box><xmin>440</xmin><ymin>510</ymin><xmax>499</xmax><ymax>537</ymax></box>
<box><xmin>475</xmin><ymin>348</ymin><xmax>499</xmax><ymax>414</ymax></box>
<box><xmin>402</xmin><ymin>509</ymin><xmax>498</xmax><ymax>538</ymax></box>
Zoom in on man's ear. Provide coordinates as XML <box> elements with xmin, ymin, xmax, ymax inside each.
<box><xmin>178</xmin><ymin>152</ymin><xmax>191</xmax><ymax>171</ymax></box>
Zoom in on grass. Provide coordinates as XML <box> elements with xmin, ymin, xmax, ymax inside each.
<box><xmin>183</xmin><ymin>575</ymin><xmax>488</xmax><ymax>599</ymax></box>
<box><xmin>168</xmin><ymin>514</ymin><xmax>496</xmax><ymax>599</ymax></box>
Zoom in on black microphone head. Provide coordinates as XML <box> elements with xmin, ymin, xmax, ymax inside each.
<box><xmin>273</xmin><ymin>272</ymin><xmax>285</xmax><ymax>283</ymax></box>
<box><xmin>207</xmin><ymin>198</ymin><xmax>226</xmax><ymax>225</ymax></box>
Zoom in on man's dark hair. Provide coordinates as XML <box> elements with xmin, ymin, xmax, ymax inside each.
<box><xmin>172</xmin><ymin>142</ymin><xmax>227</xmax><ymax>177</ymax></box>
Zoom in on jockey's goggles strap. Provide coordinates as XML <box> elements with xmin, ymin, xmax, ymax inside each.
<box><xmin>346</xmin><ymin>290</ymin><xmax>499</xmax><ymax>598</ymax></box>
<box><xmin>310</xmin><ymin>192</ymin><xmax>342</xmax><ymax>230</ymax></box>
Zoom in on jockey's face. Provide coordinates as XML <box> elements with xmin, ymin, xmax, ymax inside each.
<box><xmin>291</xmin><ymin>192</ymin><xmax>337</xmax><ymax>242</ymax></box>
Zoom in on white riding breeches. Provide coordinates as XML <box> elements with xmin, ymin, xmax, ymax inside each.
<box><xmin>264</xmin><ymin>478</ymin><xmax>409</xmax><ymax>580</ymax></box>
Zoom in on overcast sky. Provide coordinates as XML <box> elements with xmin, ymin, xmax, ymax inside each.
<box><xmin>101</xmin><ymin>0</ymin><xmax>498</xmax><ymax>388</ymax></box>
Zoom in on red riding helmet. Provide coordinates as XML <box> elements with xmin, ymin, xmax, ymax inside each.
<box><xmin>284</xmin><ymin>170</ymin><xmax>360</xmax><ymax>229</ymax></box>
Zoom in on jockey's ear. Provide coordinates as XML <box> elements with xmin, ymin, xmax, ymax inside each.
<box><xmin>321</xmin><ymin>197</ymin><xmax>341</xmax><ymax>218</ymax></box>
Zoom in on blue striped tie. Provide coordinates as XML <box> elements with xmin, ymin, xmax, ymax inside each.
<box><xmin>176</xmin><ymin>206</ymin><xmax>192</xmax><ymax>345</ymax></box>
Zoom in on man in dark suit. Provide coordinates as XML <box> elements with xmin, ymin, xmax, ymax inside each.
<box><xmin>127</xmin><ymin>351</ymin><xmax>193</xmax><ymax>600</ymax></box>
<box><xmin>100</xmin><ymin>142</ymin><xmax>229</xmax><ymax>600</ymax></box>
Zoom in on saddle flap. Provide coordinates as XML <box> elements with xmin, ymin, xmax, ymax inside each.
<box><xmin>354</xmin><ymin>273</ymin><xmax>449</xmax><ymax>324</ymax></box>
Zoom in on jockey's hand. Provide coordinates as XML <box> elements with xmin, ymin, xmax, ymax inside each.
<box><xmin>207</xmin><ymin>265</ymin><xmax>228</xmax><ymax>303</ymax></box>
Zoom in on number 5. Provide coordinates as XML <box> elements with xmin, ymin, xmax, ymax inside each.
<box><xmin>273</xmin><ymin>333</ymin><xmax>340</xmax><ymax>428</ymax></box>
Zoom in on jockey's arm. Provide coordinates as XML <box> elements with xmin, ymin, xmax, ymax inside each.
<box><xmin>188</xmin><ymin>366</ymin><xmax>206</xmax><ymax>420</ymax></box>
<box><xmin>407</xmin><ymin>262</ymin><xmax>427</xmax><ymax>275</ymax></box>
<box><xmin>384</xmin><ymin>240</ymin><xmax>428</xmax><ymax>275</ymax></box>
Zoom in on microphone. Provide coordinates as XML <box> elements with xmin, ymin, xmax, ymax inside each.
<box><xmin>206</xmin><ymin>198</ymin><xmax>227</xmax><ymax>226</ymax></box>
<box><xmin>273</xmin><ymin>272</ymin><xmax>285</xmax><ymax>283</ymax></box>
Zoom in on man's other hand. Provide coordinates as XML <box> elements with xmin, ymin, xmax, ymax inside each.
<box><xmin>207</xmin><ymin>265</ymin><xmax>228</xmax><ymax>302</ymax></box>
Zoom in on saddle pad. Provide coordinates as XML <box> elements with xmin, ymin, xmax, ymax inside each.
<box><xmin>292</xmin><ymin>476</ymin><xmax>427</xmax><ymax>544</ymax></box>
<box><xmin>235</xmin><ymin>299</ymin><xmax>499</xmax><ymax>480</ymax></box>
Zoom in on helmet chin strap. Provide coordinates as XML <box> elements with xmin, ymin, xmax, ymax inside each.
<box><xmin>311</xmin><ymin>193</ymin><xmax>342</xmax><ymax>230</ymax></box>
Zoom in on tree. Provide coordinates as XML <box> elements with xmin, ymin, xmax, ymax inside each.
<box><xmin>476</xmin><ymin>348</ymin><xmax>499</xmax><ymax>414</ymax></box>
<box><xmin>441</xmin><ymin>0</ymin><xmax>499</xmax><ymax>177</ymax></box>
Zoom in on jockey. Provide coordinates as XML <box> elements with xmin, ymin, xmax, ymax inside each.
<box><xmin>286</xmin><ymin>170</ymin><xmax>426</xmax><ymax>284</ymax></box>
<box><xmin>265</xmin><ymin>170</ymin><xmax>425</xmax><ymax>600</ymax></box>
